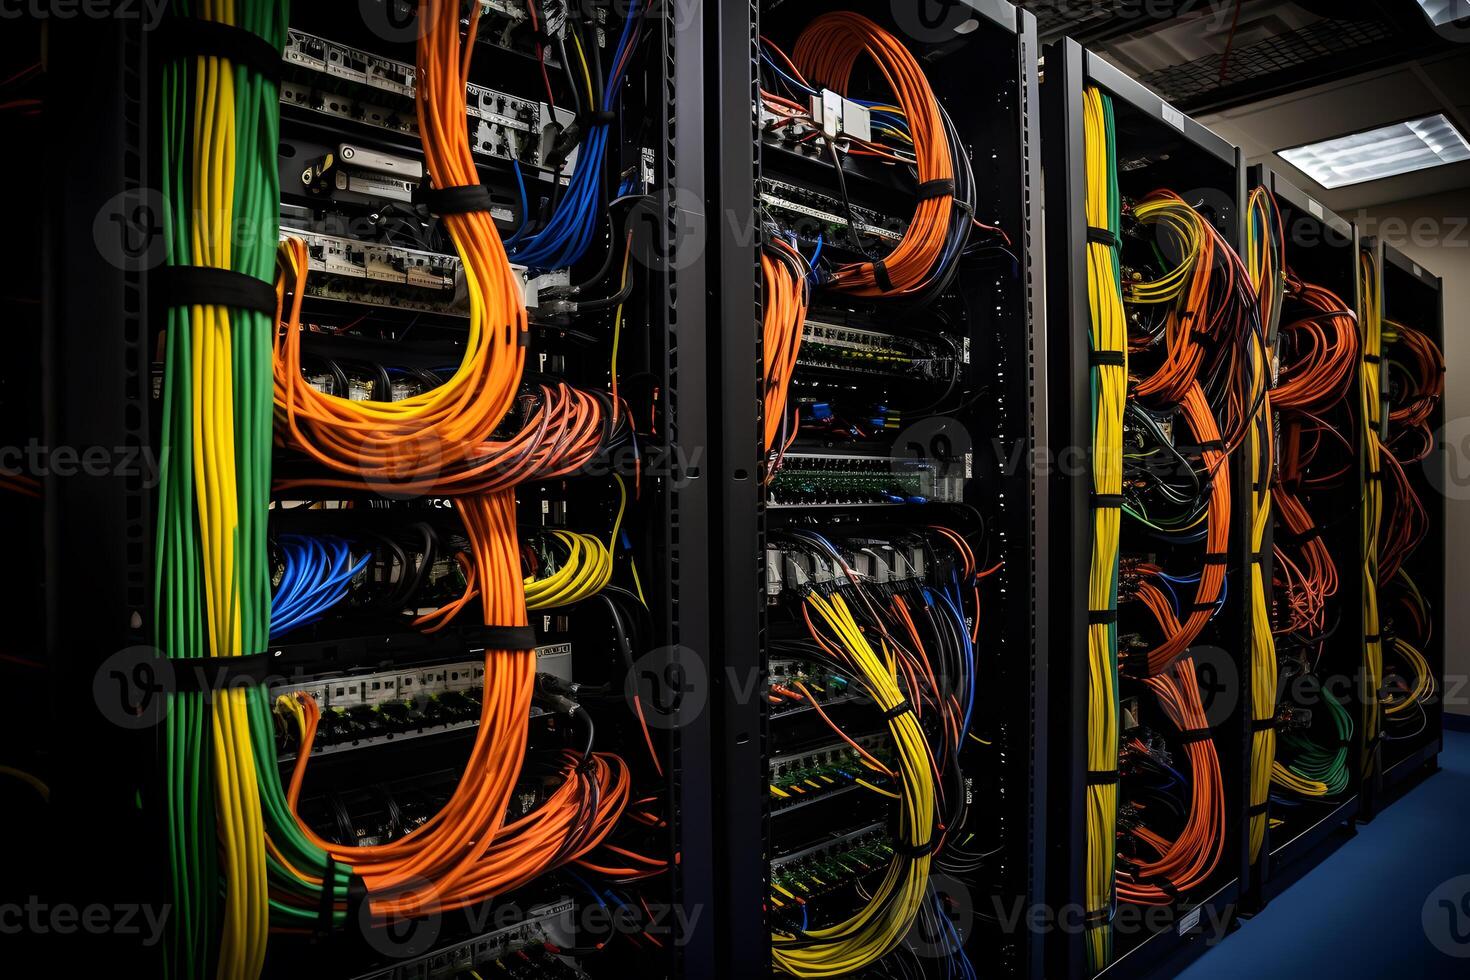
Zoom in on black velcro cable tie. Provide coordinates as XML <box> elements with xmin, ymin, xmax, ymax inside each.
<box><xmin>1141</xmin><ymin>875</ymin><xmax>1181</xmax><ymax>901</ymax></box>
<box><xmin>1251</xmin><ymin>551</ymin><xmax>1266</xmax><ymax>564</ymax></box>
<box><xmin>893</xmin><ymin>836</ymin><xmax>937</xmax><ymax>858</ymax></box>
<box><xmin>155</xmin><ymin>17</ymin><xmax>284</xmax><ymax>82</ymax></box>
<box><xmin>1086</xmin><ymin>225</ymin><xmax>1120</xmax><ymax>249</ymax></box>
<box><xmin>1251</xmin><ymin>718</ymin><xmax>1277</xmax><ymax>732</ymax></box>
<box><xmin>1366</xmin><ymin>470</ymin><xmax>1383</xmax><ymax>481</ymax></box>
<box><xmin>154</xmin><ymin>265</ymin><xmax>278</xmax><ymax>318</ymax></box>
<box><xmin>346</xmin><ymin>874</ymin><xmax>369</xmax><ymax>936</ymax></box>
<box><xmin>1090</xmin><ymin>350</ymin><xmax>1126</xmax><ymax>367</ymax></box>
<box><xmin>317</xmin><ymin>856</ymin><xmax>338</xmax><ymax>936</ymax></box>
<box><xmin>1364</xmin><ymin>633</ymin><xmax>1382</xmax><ymax>645</ymax></box>
<box><xmin>1363</xmin><ymin>353</ymin><xmax>1382</xmax><ymax>364</ymax></box>
<box><xmin>871</xmin><ymin>258</ymin><xmax>894</xmax><ymax>293</ymax></box>
<box><xmin>1086</xmin><ymin>769</ymin><xmax>1119</xmax><ymax>786</ymax></box>
<box><xmin>420</xmin><ymin>184</ymin><xmax>496</xmax><ymax>216</ymax></box>
<box><xmin>1196</xmin><ymin>439</ymin><xmax>1226</xmax><ymax>453</ymax></box>
<box><xmin>580</xmin><ymin>109</ymin><xmax>617</xmax><ymax>127</ymax></box>
<box><xmin>1248</xmin><ymin>802</ymin><xmax>1270</xmax><ymax>817</ymax></box>
<box><xmin>1175</xmin><ymin>727</ymin><xmax>1213</xmax><ymax>745</ymax></box>
<box><xmin>465</xmin><ymin>625</ymin><xmax>540</xmax><ymax>651</ymax></box>
<box><xmin>1085</xmin><ymin>906</ymin><xmax>1112</xmax><ymax>926</ymax></box>
<box><xmin>1187</xmin><ymin>601</ymin><xmax>1219</xmax><ymax>614</ymax></box>
<box><xmin>1277</xmin><ymin>525</ymin><xmax>1324</xmax><ymax>546</ymax></box>
<box><xmin>168</xmin><ymin>651</ymin><xmax>281</xmax><ymax>693</ymax></box>
<box><xmin>916</xmin><ymin>178</ymin><xmax>955</xmax><ymax>200</ymax></box>
<box><xmin>1091</xmin><ymin>493</ymin><xmax>1126</xmax><ymax>509</ymax></box>
<box><xmin>1088</xmin><ymin>609</ymin><xmax>1119</xmax><ymax>625</ymax></box>
<box><xmin>1201</xmin><ymin>553</ymin><xmax>1229</xmax><ymax>566</ymax></box>
<box><xmin>881</xmin><ymin>699</ymin><xmax>915</xmax><ymax>721</ymax></box>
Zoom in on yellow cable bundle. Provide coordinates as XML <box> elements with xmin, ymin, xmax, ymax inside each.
<box><xmin>1359</xmin><ymin>251</ymin><xmax>1384</xmax><ymax>771</ymax></box>
<box><xmin>1383</xmin><ymin>637</ymin><xmax>1435</xmax><ymax>717</ymax></box>
<box><xmin>1243</xmin><ymin>189</ymin><xmax>1278</xmax><ymax>863</ymax></box>
<box><xmin>1082</xmin><ymin>86</ymin><xmax>1128</xmax><ymax>972</ymax></box>
<box><xmin>771</xmin><ymin>591</ymin><xmax>934</xmax><ymax>977</ymax></box>
<box><xmin>524</xmin><ymin>532</ymin><xmax>613</xmax><ymax>610</ymax></box>
<box><xmin>1246</xmin><ymin>358</ymin><xmax>1275</xmax><ymax>861</ymax></box>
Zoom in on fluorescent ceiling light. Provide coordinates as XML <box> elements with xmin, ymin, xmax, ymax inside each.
<box><xmin>1414</xmin><ymin>0</ymin><xmax>1470</xmax><ymax>27</ymax></box>
<box><xmin>1278</xmin><ymin>114</ymin><xmax>1470</xmax><ymax>189</ymax></box>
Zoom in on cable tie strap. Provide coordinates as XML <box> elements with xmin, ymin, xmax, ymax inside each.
<box><xmin>1248</xmin><ymin>801</ymin><xmax>1270</xmax><ymax>817</ymax></box>
<box><xmin>580</xmin><ymin>109</ymin><xmax>617</xmax><ymax>127</ymax></box>
<box><xmin>346</xmin><ymin>874</ymin><xmax>369</xmax><ymax>936</ymax></box>
<box><xmin>916</xmin><ymin>178</ymin><xmax>955</xmax><ymax>200</ymax></box>
<box><xmin>1251</xmin><ymin>718</ymin><xmax>1277</xmax><ymax>732</ymax></box>
<box><xmin>880</xmin><ymin>699</ymin><xmax>915</xmax><ymax>721</ymax></box>
<box><xmin>1366</xmin><ymin>470</ymin><xmax>1383</xmax><ymax>482</ymax></box>
<box><xmin>1090</xmin><ymin>350</ymin><xmax>1126</xmax><ymax>367</ymax></box>
<box><xmin>871</xmin><ymin>258</ymin><xmax>894</xmax><ymax>293</ymax></box>
<box><xmin>1088</xmin><ymin>609</ymin><xmax>1118</xmax><ymax>625</ymax></box>
<box><xmin>317</xmin><ymin>856</ymin><xmax>338</xmax><ymax>937</ymax></box>
<box><xmin>465</xmin><ymin>625</ymin><xmax>540</xmax><ymax>651</ymax></box>
<box><xmin>1085</xmin><ymin>906</ymin><xmax>1111</xmax><ymax>926</ymax></box>
<box><xmin>1187</xmin><ymin>601</ymin><xmax>1219</xmax><ymax>614</ymax></box>
<box><xmin>1251</xmin><ymin>550</ymin><xmax>1266</xmax><ymax>564</ymax></box>
<box><xmin>893</xmin><ymin>835</ymin><xmax>937</xmax><ymax>858</ymax></box>
<box><xmin>1086</xmin><ymin>769</ymin><xmax>1119</xmax><ymax>786</ymax></box>
<box><xmin>419</xmin><ymin>183</ymin><xmax>496</xmax><ymax>216</ymax></box>
<box><xmin>1201</xmin><ymin>553</ymin><xmax>1229</xmax><ymax>566</ymax></box>
<box><xmin>1086</xmin><ymin>225</ymin><xmax>1120</xmax><ymax>249</ymax></box>
<box><xmin>1139</xmin><ymin>875</ymin><xmax>1182</xmax><ymax>901</ymax></box>
<box><xmin>1175</xmin><ymin>727</ymin><xmax>1213</xmax><ymax>745</ymax></box>
<box><xmin>168</xmin><ymin>651</ymin><xmax>281</xmax><ymax>693</ymax></box>
<box><xmin>1364</xmin><ymin>633</ymin><xmax>1381</xmax><ymax>645</ymax></box>
<box><xmin>154</xmin><ymin>265</ymin><xmax>278</xmax><ymax>318</ymax></box>
<box><xmin>1195</xmin><ymin>439</ymin><xmax>1226</xmax><ymax>454</ymax></box>
<box><xmin>1276</xmin><ymin>525</ymin><xmax>1324</xmax><ymax>546</ymax></box>
<box><xmin>1363</xmin><ymin>353</ymin><xmax>1382</xmax><ymax>364</ymax></box>
<box><xmin>155</xmin><ymin>17</ymin><xmax>284</xmax><ymax>82</ymax></box>
<box><xmin>1091</xmin><ymin>492</ymin><xmax>1126</xmax><ymax>509</ymax></box>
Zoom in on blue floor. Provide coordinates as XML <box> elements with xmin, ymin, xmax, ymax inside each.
<box><xmin>1176</xmin><ymin>730</ymin><xmax>1470</xmax><ymax>978</ymax></box>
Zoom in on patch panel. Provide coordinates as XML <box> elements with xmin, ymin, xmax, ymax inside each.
<box><xmin>759</xmin><ymin>176</ymin><xmax>905</xmax><ymax>247</ymax></box>
<box><xmin>766</xmin><ymin>451</ymin><xmax>966</xmax><ymax>508</ymax></box>
<box><xmin>353</xmin><ymin>898</ymin><xmax>585</xmax><ymax>980</ymax></box>
<box><xmin>282</xmin><ymin>30</ymin><xmax>578</xmax><ymax>172</ymax></box>
<box><xmin>796</xmin><ymin>319</ymin><xmax>963</xmax><ymax>379</ymax></box>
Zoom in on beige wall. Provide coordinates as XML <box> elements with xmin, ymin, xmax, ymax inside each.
<box><xmin>1357</xmin><ymin>189</ymin><xmax>1469</xmax><ymax>719</ymax></box>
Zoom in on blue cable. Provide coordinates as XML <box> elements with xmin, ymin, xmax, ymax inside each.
<box><xmin>270</xmin><ymin>535</ymin><xmax>370</xmax><ymax>639</ymax></box>
<box><xmin>511</xmin><ymin>0</ymin><xmax>643</xmax><ymax>270</ymax></box>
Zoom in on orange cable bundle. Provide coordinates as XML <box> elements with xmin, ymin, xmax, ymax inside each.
<box><xmin>1114</xmin><ymin>657</ymin><xmax>1226</xmax><ymax>905</ymax></box>
<box><xmin>762</xmin><ymin>239</ymin><xmax>810</xmax><ymax>475</ymax></box>
<box><xmin>1272</xmin><ymin>280</ymin><xmax>1358</xmax><ymax>412</ymax></box>
<box><xmin>791</xmin><ymin>12</ymin><xmax>952</xmax><ymax>296</ymax></box>
<box><xmin>1270</xmin><ymin>485</ymin><xmax>1338</xmax><ymax>636</ymax></box>
<box><xmin>1387</xmin><ymin>323</ymin><xmax>1443</xmax><ymax>463</ymax></box>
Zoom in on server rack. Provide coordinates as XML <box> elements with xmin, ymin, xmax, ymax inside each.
<box><xmin>1042</xmin><ymin>39</ymin><xmax>1253</xmax><ymax>980</ymax></box>
<box><xmin>1360</xmin><ymin>239</ymin><xmax>1446</xmax><ymax>820</ymax></box>
<box><xmin>707</xmin><ymin>1</ymin><xmax>1048</xmax><ymax>976</ymax></box>
<box><xmin>44</xmin><ymin>5</ymin><xmax>717</xmax><ymax>978</ymax></box>
<box><xmin>1241</xmin><ymin>166</ymin><xmax>1365</xmax><ymax>910</ymax></box>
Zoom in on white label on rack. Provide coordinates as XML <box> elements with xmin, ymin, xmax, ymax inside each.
<box><xmin>1162</xmin><ymin>103</ymin><xmax>1185</xmax><ymax>131</ymax></box>
<box><xmin>1308</xmin><ymin>198</ymin><xmax>1323</xmax><ymax>219</ymax></box>
<box><xmin>1177</xmin><ymin>906</ymin><xmax>1202</xmax><ymax>936</ymax></box>
<box><xmin>1413</xmin><ymin>262</ymin><xmax>1423</xmax><ymax>279</ymax></box>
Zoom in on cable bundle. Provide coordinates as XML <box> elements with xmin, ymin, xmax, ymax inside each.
<box><xmin>790</xmin><ymin>13</ymin><xmax>956</xmax><ymax>297</ymax></box>
<box><xmin>1080</xmin><ymin>86</ymin><xmax>1127</xmax><ymax>972</ymax></box>
<box><xmin>762</xmin><ymin>238</ymin><xmax>811</xmax><ymax>477</ymax></box>
<box><xmin>1385</xmin><ymin>322</ymin><xmax>1443</xmax><ymax>463</ymax></box>
<box><xmin>1359</xmin><ymin>250</ymin><xmax>1385</xmax><ymax>767</ymax></box>
<box><xmin>154</xmin><ymin>3</ymin><xmax>286</xmax><ymax>976</ymax></box>
<box><xmin>269</xmin><ymin>535</ymin><xmax>369</xmax><ymax>638</ymax></box>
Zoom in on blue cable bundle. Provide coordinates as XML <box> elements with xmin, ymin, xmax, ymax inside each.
<box><xmin>508</xmin><ymin>0</ymin><xmax>645</xmax><ymax>271</ymax></box>
<box><xmin>270</xmin><ymin>535</ymin><xmax>371</xmax><ymax>639</ymax></box>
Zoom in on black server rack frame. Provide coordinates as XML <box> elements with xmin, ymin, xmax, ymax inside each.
<box><xmin>707</xmin><ymin>1</ymin><xmax>1048</xmax><ymax>976</ymax></box>
<box><xmin>1240</xmin><ymin>165</ymin><xmax>1365</xmax><ymax>912</ymax></box>
<box><xmin>47</xmin><ymin>4</ymin><xmax>718</xmax><ymax>978</ymax></box>
<box><xmin>1360</xmin><ymin>238</ymin><xmax>1446</xmax><ymax>820</ymax></box>
<box><xmin>1042</xmin><ymin>39</ymin><xmax>1254</xmax><ymax>980</ymax></box>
